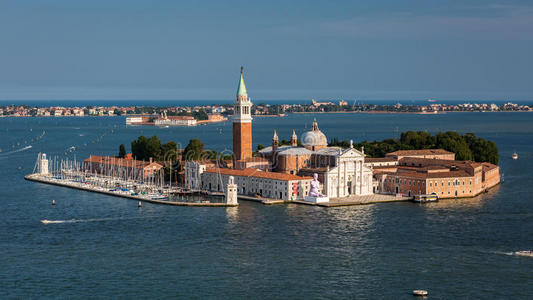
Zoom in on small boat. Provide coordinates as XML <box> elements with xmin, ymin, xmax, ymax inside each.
<box><xmin>514</xmin><ymin>250</ymin><xmax>533</xmax><ymax>257</ymax></box>
<box><xmin>412</xmin><ymin>290</ymin><xmax>428</xmax><ymax>296</ymax></box>
<box><xmin>512</xmin><ymin>152</ymin><xmax>518</xmax><ymax>160</ymax></box>
<box><xmin>413</xmin><ymin>194</ymin><xmax>438</xmax><ymax>203</ymax></box>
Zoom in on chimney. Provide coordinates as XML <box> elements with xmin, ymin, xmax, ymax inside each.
<box><xmin>149</xmin><ymin>157</ymin><xmax>153</xmax><ymax>163</ymax></box>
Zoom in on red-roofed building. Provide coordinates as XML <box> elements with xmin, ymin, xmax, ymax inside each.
<box><xmin>83</xmin><ymin>155</ymin><xmax>163</xmax><ymax>178</ymax></box>
<box><xmin>374</xmin><ymin>157</ymin><xmax>500</xmax><ymax>198</ymax></box>
<box><xmin>200</xmin><ymin>168</ymin><xmax>313</xmax><ymax>200</ymax></box>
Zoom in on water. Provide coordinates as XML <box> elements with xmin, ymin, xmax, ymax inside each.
<box><xmin>1</xmin><ymin>112</ymin><xmax>532</xmax><ymax>298</ymax></box>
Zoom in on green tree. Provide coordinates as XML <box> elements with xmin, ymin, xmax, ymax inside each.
<box><xmin>118</xmin><ymin>144</ymin><xmax>126</xmax><ymax>158</ymax></box>
<box><xmin>161</xmin><ymin>141</ymin><xmax>178</xmax><ymax>161</ymax></box>
<box><xmin>182</xmin><ymin>138</ymin><xmax>205</xmax><ymax>161</ymax></box>
<box><xmin>131</xmin><ymin>135</ymin><xmax>162</xmax><ymax>161</ymax></box>
<box><xmin>435</xmin><ymin>132</ymin><xmax>473</xmax><ymax>161</ymax></box>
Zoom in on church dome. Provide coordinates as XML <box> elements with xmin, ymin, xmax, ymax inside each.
<box><xmin>301</xmin><ymin>119</ymin><xmax>328</xmax><ymax>149</ymax></box>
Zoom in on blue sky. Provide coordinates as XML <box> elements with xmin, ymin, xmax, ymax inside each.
<box><xmin>0</xmin><ymin>0</ymin><xmax>532</xmax><ymax>101</ymax></box>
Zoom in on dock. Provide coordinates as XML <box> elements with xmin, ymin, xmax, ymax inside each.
<box><xmin>24</xmin><ymin>174</ymin><xmax>237</xmax><ymax>207</ymax></box>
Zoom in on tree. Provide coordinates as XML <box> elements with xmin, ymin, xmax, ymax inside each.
<box><xmin>192</xmin><ymin>109</ymin><xmax>209</xmax><ymax>120</ymax></box>
<box><xmin>131</xmin><ymin>135</ymin><xmax>162</xmax><ymax>161</ymax></box>
<box><xmin>118</xmin><ymin>144</ymin><xmax>126</xmax><ymax>158</ymax></box>
<box><xmin>435</xmin><ymin>132</ymin><xmax>473</xmax><ymax>161</ymax></box>
<box><xmin>161</xmin><ymin>141</ymin><xmax>178</xmax><ymax>161</ymax></box>
<box><xmin>327</xmin><ymin>131</ymin><xmax>497</xmax><ymax>163</ymax></box>
<box><xmin>182</xmin><ymin>138</ymin><xmax>205</xmax><ymax>161</ymax></box>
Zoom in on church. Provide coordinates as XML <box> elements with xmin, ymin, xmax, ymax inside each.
<box><xmin>259</xmin><ymin>120</ymin><xmax>374</xmax><ymax>198</ymax></box>
<box><xmin>185</xmin><ymin>67</ymin><xmax>375</xmax><ymax>200</ymax></box>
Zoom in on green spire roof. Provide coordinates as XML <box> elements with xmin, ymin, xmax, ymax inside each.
<box><xmin>237</xmin><ymin>66</ymin><xmax>247</xmax><ymax>97</ymax></box>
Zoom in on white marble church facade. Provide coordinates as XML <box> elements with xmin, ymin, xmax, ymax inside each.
<box><xmin>315</xmin><ymin>147</ymin><xmax>374</xmax><ymax>198</ymax></box>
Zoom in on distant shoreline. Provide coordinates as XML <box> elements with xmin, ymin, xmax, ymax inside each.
<box><xmin>3</xmin><ymin>110</ymin><xmax>533</xmax><ymax>118</ymax></box>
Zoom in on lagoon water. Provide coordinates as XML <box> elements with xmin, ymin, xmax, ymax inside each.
<box><xmin>1</xmin><ymin>112</ymin><xmax>532</xmax><ymax>298</ymax></box>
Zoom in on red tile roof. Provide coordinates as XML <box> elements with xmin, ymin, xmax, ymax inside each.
<box><xmin>84</xmin><ymin>155</ymin><xmax>162</xmax><ymax>169</ymax></box>
<box><xmin>379</xmin><ymin>169</ymin><xmax>471</xmax><ymax>179</ymax></box>
<box><xmin>387</xmin><ymin>149</ymin><xmax>453</xmax><ymax>156</ymax></box>
<box><xmin>365</xmin><ymin>157</ymin><xmax>398</xmax><ymax>162</ymax></box>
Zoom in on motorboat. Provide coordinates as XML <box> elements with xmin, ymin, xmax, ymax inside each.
<box><xmin>512</xmin><ymin>152</ymin><xmax>518</xmax><ymax>160</ymax></box>
<box><xmin>515</xmin><ymin>250</ymin><xmax>533</xmax><ymax>257</ymax></box>
<box><xmin>413</xmin><ymin>194</ymin><xmax>438</xmax><ymax>203</ymax></box>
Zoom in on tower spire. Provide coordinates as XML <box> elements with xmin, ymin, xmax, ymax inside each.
<box><xmin>237</xmin><ymin>66</ymin><xmax>247</xmax><ymax>98</ymax></box>
<box><xmin>291</xmin><ymin>129</ymin><xmax>298</xmax><ymax>147</ymax></box>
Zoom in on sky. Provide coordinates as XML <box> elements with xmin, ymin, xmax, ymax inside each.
<box><xmin>0</xmin><ymin>0</ymin><xmax>532</xmax><ymax>101</ymax></box>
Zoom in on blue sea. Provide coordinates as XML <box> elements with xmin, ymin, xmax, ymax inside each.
<box><xmin>1</xmin><ymin>111</ymin><xmax>532</xmax><ymax>298</ymax></box>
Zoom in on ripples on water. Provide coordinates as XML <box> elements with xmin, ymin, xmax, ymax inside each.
<box><xmin>0</xmin><ymin>113</ymin><xmax>532</xmax><ymax>298</ymax></box>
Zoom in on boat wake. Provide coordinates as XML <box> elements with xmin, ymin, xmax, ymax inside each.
<box><xmin>494</xmin><ymin>250</ymin><xmax>533</xmax><ymax>257</ymax></box>
<box><xmin>0</xmin><ymin>145</ymin><xmax>32</xmax><ymax>156</ymax></box>
<box><xmin>493</xmin><ymin>251</ymin><xmax>515</xmax><ymax>256</ymax></box>
<box><xmin>41</xmin><ymin>216</ymin><xmax>151</xmax><ymax>225</ymax></box>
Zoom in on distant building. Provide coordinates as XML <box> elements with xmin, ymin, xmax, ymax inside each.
<box><xmin>126</xmin><ymin>116</ymin><xmax>152</xmax><ymax>125</ymax></box>
<box><xmin>207</xmin><ymin>113</ymin><xmax>226</xmax><ymax>122</ymax></box>
<box><xmin>155</xmin><ymin>114</ymin><xmax>197</xmax><ymax>126</ymax></box>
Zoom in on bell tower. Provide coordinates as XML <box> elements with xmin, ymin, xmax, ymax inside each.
<box><xmin>233</xmin><ymin>66</ymin><xmax>253</xmax><ymax>162</ymax></box>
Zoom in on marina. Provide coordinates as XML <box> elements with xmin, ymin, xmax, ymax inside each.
<box><xmin>25</xmin><ymin>153</ymin><xmax>237</xmax><ymax>207</ymax></box>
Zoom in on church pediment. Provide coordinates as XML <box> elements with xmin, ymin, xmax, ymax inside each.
<box><xmin>339</xmin><ymin>148</ymin><xmax>365</xmax><ymax>158</ymax></box>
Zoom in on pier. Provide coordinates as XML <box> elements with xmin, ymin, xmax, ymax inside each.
<box><xmin>25</xmin><ymin>173</ymin><xmax>237</xmax><ymax>207</ymax></box>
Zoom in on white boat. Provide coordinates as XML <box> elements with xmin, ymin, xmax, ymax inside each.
<box><xmin>512</xmin><ymin>152</ymin><xmax>518</xmax><ymax>160</ymax></box>
<box><xmin>515</xmin><ymin>250</ymin><xmax>533</xmax><ymax>257</ymax></box>
<box><xmin>412</xmin><ymin>290</ymin><xmax>428</xmax><ymax>296</ymax></box>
